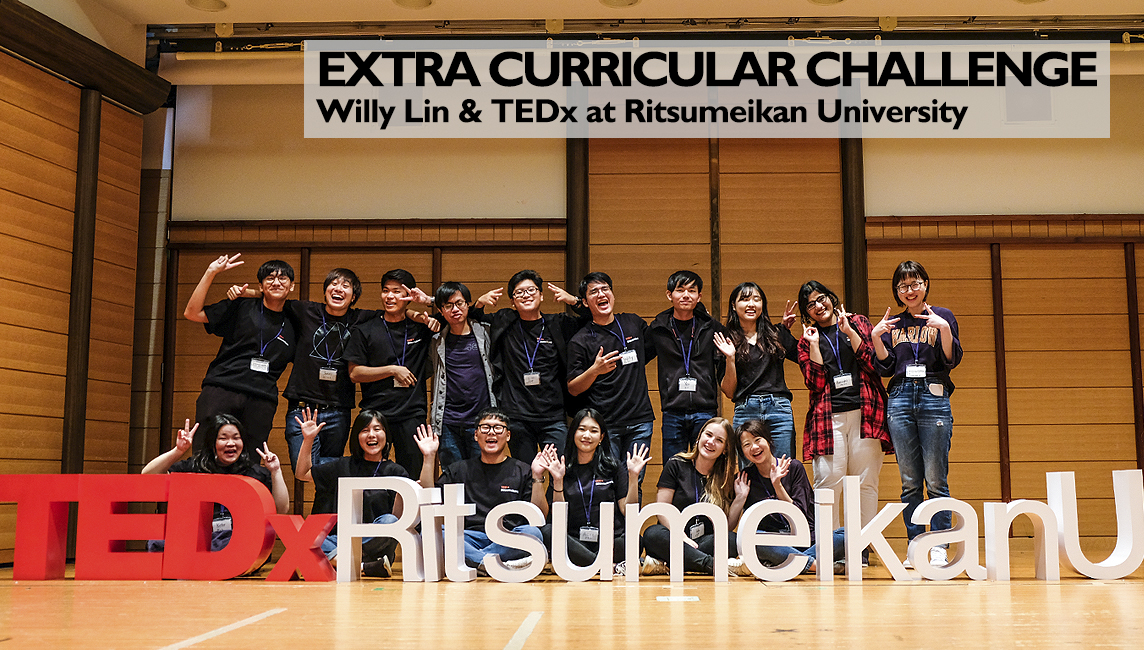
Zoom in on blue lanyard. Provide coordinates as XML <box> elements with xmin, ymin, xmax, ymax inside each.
<box><xmin>601</xmin><ymin>317</ymin><xmax>628</xmax><ymax>351</ymax></box>
<box><xmin>576</xmin><ymin>470</ymin><xmax>595</xmax><ymax>525</ymax></box>
<box><xmin>822</xmin><ymin>326</ymin><xmax>844</xmax><ymax>373</ymax></box>
<box><xmin>382</xmin><ymin>318</ymin><xmax>408</xmax><ymax>367</ymax></box>
<box><xmin>519</xmin><ymin>317</ymin><xmax>547</xmax><ymax>371</ymax></box>
<box><xmin>693</xmin><ymin>465</ymin><xmax>704</xmax><ymax>505</ymax></box>
<box><xmin>669</xmin><ymin>317</ymin><xmax>695</xmax><ymax>376</ymax></box>
<box><xmin>258</xmin><ymin>302</ymin><xmax>285</xmax><ymax>358</ymax></box>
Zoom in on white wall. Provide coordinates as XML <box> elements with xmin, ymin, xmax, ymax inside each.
<box><xmin>864</xmin><ymin>75</ymin><xmax>1144</xmax><ymax>217</ymax></box>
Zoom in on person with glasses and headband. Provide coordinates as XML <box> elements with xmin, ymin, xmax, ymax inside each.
<box><xmin>184</xmin><ymin>254</ymin><xmax>298</xmax><ymax>452</ymax></box>
<box><xmin>465</xmin><ymin>270</ymin><xmax>591</xmax><ymax>465</ymax></box>
<box><xmin>414</xmin><ymin>408</ymin><xmax>549</xmax><ymax>573</ymax></box>
<box><xmin>871</xmin><ymin>260</ymin><xmax>962</xmax><ymax>569</ymax></box>
<box><xmin>430</xmin><ymin>281</ymin><xmax>496</xmax><ymax>465</ymax></box>
<box><xmin>567</xmin><ymin>271</ymin><xmax>656</xmax><ymax>502</ymax></box>
<box><xmin>796</xmin><ymin>280</ymin><xmax>892</xmax><ymax>566</ymax></box>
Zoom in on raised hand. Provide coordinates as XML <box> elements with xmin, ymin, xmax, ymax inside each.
<box><xmin>424</xmin><ymin>316</ymin><xmax>441</xmax><ymax>333</ymax></box>
<box><xmin>256</xmin><ymin>443</ymin><xmax>281</xmax><ymax>473</ymax></box>
<box><xmin>531</xmin><ymin>449</ymin><xmax>550</xmax><ymax>481</ymax></box>
<box><xmin>781</xmin><ymin>300</ymin><xmax>798</xmax><ymax>329</ymax></box>
<box><xmin>294</xmin><ymin>407</ymin><xmax>326</xmax><ymax>441</ymax></box>
<box><xmin>547</xmin><ymin>282</ymin><xmax>577</xmax><ymax>306</ymax></box>
<box><xmin>802</xmin><ymin>326</ymin><xmax>819</xmax><ymax>346</ymax></box>
<box><xmin>591</xmin><ymin>347</ymin><xmax>621</xmax><ymax>375</ymax></box>
<box><xmin>916</xmin><ymin>303</ymin><xmax>949</xmax><ymax>331</ymax></box>
<box><xmin>206</xmin><ymin>253</ymin><xmax>243</xmax><ymax>276</ymax></box>
<box><xmin>175</xmin><ymin>419</ymin><xmax>197</xmax><ymax>453</ymax></box>
<box><xmin>734</xmin><ymin>471</ymin><xmax>751</xmax><ymax>499</ymax></box>
<box><xmin>871</xmin><ymin>307</ymin><xmax>900</xmax><ymax>338</ymax></box>
<box><xmin>713</xmin><ymin>331</ymin><xmax>736</xmax><ymax>358</ymax></box>
<box><xmin>626</xmin><ymin>444</ymin><xmax>651</xmax><ymax>476</ymax></box>
<box><xmin>226</xmin><ymin>284</ymin><xmax>249</xmax><ymax>301</ymax></box>
<box><xmin>404</xmin><ymin>285</ymin><xmax>433</xmax><ymax>306</ymax></box>
<box><xmin>770</xmin><ymin>455</ymin><xmax>792</xmax><ymax>482</ymax></box>
<box><xmin>477</xmin><ymin>287</ymin><xmax>504</xmax><ymax>309</ymax></box>
<box><xmin>414</xmin><ymin>424</ymin><xmax>439</xmax><ymax>457</ymax></box>
<box><xmin>542</xmin><ymin>445</ymin><xmax>566</xmax><ymax>481</ymax></box>
<box><xmin>836</xmin><ymin>304</ymin><xmax>855</xmax><ymax>338</ymax></box>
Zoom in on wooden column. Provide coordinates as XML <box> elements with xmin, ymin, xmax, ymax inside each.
<box><xmin>990</xmin><ymin>243</ymin><xmax>1012</xmax><ymax>501</ymax></box>
<box><xmin>295</xmin><ymin>247</ymin><xmax>312</xmax><ymax>515</ymax></box>
<box><xmin>566</xmin><ymin>138</ymin><xmax>589</xmax><ymax>293</ymax></box>
<box><xmin>840</xmin><ymin>138</ymin><xmax>869</xmax><ymax>315</ymax></box>
<box><xmin>159</xmin><ymin>249</ymin><xmax>179</xmax><ymax>452</ymax></box>
<box><xmin>708</xmin><ymin>138</ymin><xmax>722</xmax><ymax>321</ymax></box>
<box><xmin>1125</xmin><ymin>243</ymin><xmax>1144</xmax><ymax>470</ymax></box>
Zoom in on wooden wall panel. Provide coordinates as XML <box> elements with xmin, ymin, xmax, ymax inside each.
<box><xmin>720</xmin><ymin>173</ymin><xmax>842</xmax><ymax>245</ymax></box>
<box><xmin>720</xmin><ymin>139</ymin><xmax>839</xmax><ymax>174</ymax></box>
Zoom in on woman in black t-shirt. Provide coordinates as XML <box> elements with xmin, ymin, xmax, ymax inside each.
<box><xmin>538</xmin><ymin>409</ymin><xmax>649</xmax><ymax>576</ymax></box>
<box><xmin>640</xmin><ymin>417</ymin><xmax>751</xmax><ymax>577</ymax></box>
<box><xmin>142</xmin><ymin>414</ymin><xmax>289</xmax><ymax>551</ymax></box>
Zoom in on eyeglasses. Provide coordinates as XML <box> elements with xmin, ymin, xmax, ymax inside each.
<box><xmin>896</xmin><ymin>281</ymin><xmax>926</xmax><ymax>294</ymax></box>
<box><xmin>263</xmin><ymin>275</ymin><xmax>291</xmax><ymax>286</ymax></box>
<box><xmin>512</xmin><ymin>286</ymin><xmax>539</xmax><ymax>298</ymax></box>
<box><xmin>442</xmin><ymin>298</ymin><xmax>467</xmax><ymax>312</ymax></box>
<box><xmin>807</xmin><ymin>295</ymin><xmax>830</xmax><ymax>308</ymax></box>
<box><xmin>587</xmin><ymin>285</ymin><xmax>612</xmax><ymax>297</ymax></box>
<box><xmin>477</xmin><ymin>423</ymin><xmax>508</xmax><ymax>435</ymax></box>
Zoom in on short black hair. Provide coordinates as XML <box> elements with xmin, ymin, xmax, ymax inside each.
<box><xmin>349</xmin><ymin>409</ymin><xmax>391</xmax><ymax>461</ymax></box>
<box><xmin>667</xmin><ymin>270</ymin><xmax>703</xmax><ymax>293</ymax></box>
<box><xmin>257</xmin><ymin>260</ymin><xmax>294</xmax><ymax>283</ymax></box>
<box><xmin>381</xmin><ymin>269</ymin><xmax>416</xmax><ymax>289</ymax></box>
<box><xmin>891</xmin><ymin>260</ymin><xmax>930</xmax><ymax>307</ymax></box>
<box><xmin>797</xmin><ymin>280</ymin><xmax>840</xmax><ymax>325</ymax></box>
<box><xmin>475</xmin><ymin>407</ymin><xmax>513</xmax><ymax>433</ymax></box>
<box><xmin>434</xmin><ymin>281</ymin><xmax>471</xmax><ymax>309</ymax></box>
<box><xmin>323</xmin><ymin>268</ymin><xmax>361</xmax><ymax>306</ymax></box>
<box><xmin>578</xmin><ymin>271</ymin><xmax>613</xmax><ymax>299</ymax></box>
<box><xmin>509</xmin><ymin>270</ymin><xmax>543</xmax><ymax>295</ymax></box>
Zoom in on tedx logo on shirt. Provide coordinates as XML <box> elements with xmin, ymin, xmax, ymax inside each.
<box><xmin>499</xmin><ymin>485</ymin><xmax>520</xmax><ymax>495</ymax></box>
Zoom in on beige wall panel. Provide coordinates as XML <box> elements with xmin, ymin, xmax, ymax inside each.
<box><xmin>0</xmin><ymin>281</ymin><xmax>69</xmax><ymax>334</ymax></box>
<box><xmin>1006</xmin><ymin>351</ymin><xmax>1132</xmax><ymax>388</ymax></box>
<box><xmin>0</xmin><ymin>233</ymin><xmax>72</xmax><ymax>294</ymax></box>
<box><xmin>588</xmin><ymin>139</ymin><xmax>708</xmax><ymax>175</ymax></box>
<box><xmin>1007</xmin><ymin>387</ymin><xmax>1135</xmax><ymax>425</ymax></box>
<box><xmin>867</xmin><ymin>247</ymin><xmax>993</xmax><ymax>281</ymax></box>
<box><xmin>92</xmin><ymin>260</ymin><xmax>137</xmax><ymax>309</ymax></box>
<box><xmin>0</xmin><ymin>369</ymin><xmax>65</xmax><ymax>418</ymax></box>
<box><xmin>589</xmin><ymin>245</ymin><xmax>710</xmax><ymax>319</ymax></box>
<box><xmin>90</xmin><ymin>299</ymin><xmax>134</xmax><ymax>344</ymax></box>
<box><xmin>86</xmin><ymin>378</ymin><xmax>132</xmax><ymax>424</ymax></box>
<box><xmin>1002</xmin><ymin>279</ymin><xmax>1126</xmax><ymax>316</ymax></box>
<box><xmin>719</xmin><ymin>243</ymin><xmax>844</xmax><ymax>311</ymax></box>
<box><xmin>879</xmin><ymin>461</ymin><xmax>1001</xmax><ymax>501</ymax></box>
<box><xmin>944</xmin><ymin>351</ymin><xmax>995</xmax><ymax>389</ymax></box>
<box><xmin>0</xmin><ymin>189</ymin><xmax>73</xmax><ymax>251</ymax></box>
<box><xmin>948</xmin><ymin>388</ymin><xmax>998</xmax><ymax>426</ymax></box>
<box><xmin>1008</xmin><ymin>424</ymin><xmax>1136</xmax><ymax>462</ymax></box>
<box><xmin>0</xmin><ymin>146</ymin><xmax>76</xmax><ymax>211</ymax></box>
<box><xmin>0</xmin><ymin>99</ymin><xmax>78</xmax><ymax>170</ymax></box>
<box><xmin>84</xmin><ymin>420</ymin><xmax>130</xmax><ymax>464</ymax></box>
<box><xmin>719</xmin><ymin>139</ymin><xmax>839</xmax><ymax>174</ymax></box>
<box><xmin>720</xmin><ymin>173</ymin><xmax>841</xmax><ymax>244</ymax></box>
<box><xmin>441</xmin><ymin>251</ymin><xmax>565</xmax><ymax>285</ymax></box>
<box><xmin>1002</xmin><ymin>245</ymin><xmax>1126</xmax><ymax>279</ymax></box>
<box><xmin>868</xmin><ymin>278</ymin><xmax>994</xmax><ymax>318</ymax></box>
<box><xmin>944</xmin><ymin>314</ymin><xmax>995</xmax><ymax>352</ymax></box>
<box><xmin>94</xmin><ymin>218</ymin><xmax>140</xmax><ymax>262</ymax></box>
<box><xmin>98</xmin><ymin>180</ymin><xmax>141</xmax><ymax>224</ymax></box>
<box><xmin>0</xmin><ymin>53</ymin><xmax>80</xmax><ymax>128</ymax></box>
<box><xmin>1006</xmin><ymin>315</ymin><xmax>1126</xmax><ymax>351</ymax></box>
<box><xmin>89</xmin><ymin>339</ymin><xmax>133</xmax><ymax>385</ymax></box>
<box><xmin>99</xmin><ymin>102</ymin><xmax>143</xmax><ymax>166</ymax></box>
<box><xmin>1010</xmin><ymin>461</ymin><xmax>1139</xmax><ymax>499</ymax></box>
<box><xmin>0</xmin><ymin>323</ymin><xmax>68</xmax><ymax>375</ymax></box>
<box><xmin>308</xmin><ymin>251</ymin><xmax>433</xmax><ymax>294</ymax></box>
<box><xmin>589</xmin><ymin>174</ymin><xmax>710</xmax><ymax>245</ymax></box>
<box><xmin>948</xmin><ymin>424</ymin><xmax>1000</xmax><ymax>463</ymax></box>
<box><xmin>0</xmin><ymin>414</ymin><xmax>63</xmax><ymax>461</ymax></box>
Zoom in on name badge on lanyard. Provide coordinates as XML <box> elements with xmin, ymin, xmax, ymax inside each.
<box><xmin>688</xmin><ymin>521</ymin><xmax>705</xmax><ymax>540</ymax></box>
<box><xmin>620</xmin><ymin>349</ymin><xmax>639</xmax><ymax>365</ymax></box>
<box><xmin>250</xmin><ymin>357</ymin><xmax>270</xmax><ymax>373</ymax></box>
<box><xmin>319</xmin><ymin>366</ymin><xmax>338</xmax><ymax>382</ymax></box>
<box><xmin>678</xmin><ymin>376</ymin><xmax>697</xmax><ymax>392</ymax></box>
<box><xmin>833</xmin><ymin>373</ymin><xmax>853</xmax><ymax>389</ymax></box>
<box><xmin>523</xmin><ymin>371</ymin><xmax>541</xmax><ymax>386</ymax></box>
<box><xmin>579</xmin><ymin>526</ymin><xmax>600</xmax><ymax>543</ymax></box>
<box><xmin>906</xmin><ymin>363</ymin><xmax>927</xmax><ymax>378</ymax></box>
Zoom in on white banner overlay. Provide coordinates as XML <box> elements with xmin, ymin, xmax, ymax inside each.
<box><xmin>303</xmin><ymin>39</ymin><xmax>1110</xmax><ymax>139</ymax></box>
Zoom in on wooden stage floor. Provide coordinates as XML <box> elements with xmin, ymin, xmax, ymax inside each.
<box><xmin>3</xmin><ymin>551</ymin><xmax>1144</xmax><ymax>649</ymax></box>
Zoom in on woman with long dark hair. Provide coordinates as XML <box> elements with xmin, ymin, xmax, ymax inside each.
<box><xmin>714</xmin><ymin>281</ymin><xmax>800</xmax><ymax>459</ymax></box>
<box><xmin>539</xmin><ymin>408</ymin><xmax>649</xmax><ymax>575</ymax></box>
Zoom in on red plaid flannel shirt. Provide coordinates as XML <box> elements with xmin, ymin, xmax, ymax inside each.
<box><xmin>796</xmin><ymin>314</ymin><xmax>892</xmax><ymax>462</ymax></box>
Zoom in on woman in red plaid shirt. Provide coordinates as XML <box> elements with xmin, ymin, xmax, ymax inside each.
<box><xmin>795</xmin><ymin>281</ymin><xmax>893</xmax><ymax>558</ymax></box>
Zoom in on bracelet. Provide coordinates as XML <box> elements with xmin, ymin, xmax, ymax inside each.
<box><xmin>552</xmin><ymin>488</ymin><xmax>564</xmax><ymax>493</ymax></box>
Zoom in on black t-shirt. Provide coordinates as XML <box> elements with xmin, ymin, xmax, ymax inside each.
<box><xmin>201</xmin><ymin>298</ymin><xmax>297</xmax><ymax>402</ymax></box>
<box><xmin>657</xmin><ymin>456</ymin><xmax>715</xmax><ymax>538</ymax></box>
<box><xmin>343</xmin><ymin>315</ymin><xmax>431</xmax><ymax>419</ymax></box>
<box><xmin>169</xmin><ymin>458</ymin><xmax>272</xmax><ymax>518</ymax></box>
<box><xmin>437</xmin><ymin>457</ymin><xmax>534</xmax><ymax>532</ymax></box>
<box><xmin>500</xmin><ymin>317</ymin><xmax>564</xmax><ymax>421</ymax></box>
<box><xmin>549</xmin><ymin>461</ymin><xmax>629</xmax><ymax>532</ymax></box>
<box><xmin>648</xmin><ymin>309</ymin><xmax>727</xmax><ymax>413</ymax></box>
<box><xmin>311</xmin><ymin>457</ymin><xmax>409</xmax><ymax>531</ymax></box>
<box><xmin>742</xmin><ymin>461</ymin><xmax>816</xmax><ymax>541</ymax></box>
<box><xmin>282</xmin><ymin>302</ymin><xmax>377</xmax><ymax>408</ymax></box>
<box><xmin>732</xmin><ymin>327</ymin><xmax>799</xmax><ymax>403</ymax></box>
<box><xmin>817</xmin><ymin>324</ymin><xmax>861</xmax><ymax>413</ymax></box>
<box><xmin>443</xmin><ymin>331</ymin><xmax>490</xmax><ymax>426</ymax></box>
<box><xmin>567</xmin><ymin>313</ymin><xmax>655</xmax><ymax>427</ymax></box>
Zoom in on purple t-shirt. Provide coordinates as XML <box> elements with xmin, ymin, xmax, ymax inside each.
<box><xmin>443</xmin><ymin>331</ymin><xmax>490</xmax><ymax>426</ymax></box>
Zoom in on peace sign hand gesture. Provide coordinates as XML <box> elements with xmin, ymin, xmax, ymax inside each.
<box><xmin>206</xmin><ymin>253</ymin><xmax>243</xmax><ymax>276</ymax></box>
<box><xmin>175</xmin><ymin>419</ymin><xmax>197</xmax><ymax>454</ymax></box>
<box><xmin>871</xmin><ymin>307</ymin><xmax>900</xmax><ymax>338</ymax></box>
<box><xmin>781</xmin><ymin>300</ymin><xmax>798</xmax><ymax>329</ymax></box>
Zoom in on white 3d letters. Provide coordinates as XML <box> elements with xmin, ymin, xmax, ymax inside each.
<box><xmin>737</xmin><ymin>500</ymin><xmax>811</xmax><ymax>581</ymax></box>
<box><xmin>483</xmin><ymin>501</ymin><xmax>547</xmax><ymax>582</ymax></box>
<box><xmin>1047</xmin><ymin>470</ymin><xmax>1144</xmax><ymax>580</ymax></box>
<box><xmin>551</xmin><ymin>501</ymin><xmax>614</xmax><ymax>581</ymax></box>
<box><xmin>908</xmin><ymin>498</ymin><xmax>986</xmax><ymax>581</ymax></box>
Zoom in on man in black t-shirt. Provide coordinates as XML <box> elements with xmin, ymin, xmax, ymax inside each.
<box><xmin>567</xmin><ymin>271</ymin><xmax>656</xmax><ymax>500</ymax></box>
<box><xmin>345</xmin><ymin>269</ymin><xmax>436</xmax><ymax>478</ymax></box>
<box><xmin>469</xmin><ymin>269</ymin><xmax>590</xmax><ymax>464</ymax></box>
<box><xmin>185</xmin><ymin>254</ymin><xmax>297</xmax><ymax>452</ymax></box>
<box><xmin>415</xmin><ymin>408</ymin><xmax>548</xmax><ymax>571</ymax></box>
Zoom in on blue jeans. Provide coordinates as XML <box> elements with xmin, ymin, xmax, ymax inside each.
<box><xmin>321</xmin><ymin>513</ymin><xmax>400</xmax><ymax>560</ymax></box>
<box><xmin>733</xmin><ymin>395</ymin><xmax>796</xmax><ymax>461</ymax></box>
<box><xmin>887</xmin><ymin>380</ymin><xmax>953</xmax><ymax>539</ymax></box>
<box><xmin>507</xmin><ymin>418</ymin><xmax>568</xmax><ymax>465</ymax></box>
<box><xmin>661</xmin><ymin>411</ymin><xmax>716</xmax><ymax>460</ymax></box>
<box><xmin>463</xmin><ymin>526</ymin><xmax>544</xmax><ymax>567</ymax></box>
<box><xmin>608</xmin><ymin>421</ymin><xmax>653</xmax><ymax>502</ymax></box>
<box><xmin>284</xmin><ymin>407</ymin><xmax>351</xmax><ymax>473</ymax></box>
<box><xmin>440</xmin><ymin>423</ymin><xmax>479</xmax><ymax>467</ymax></box>
<box><xmin>753</xmin><ymin>527</ymin><xmax>847</xmax><ymax>567</ymax></box>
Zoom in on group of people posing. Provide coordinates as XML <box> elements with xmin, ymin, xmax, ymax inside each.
<box><xmin>144</xmin><ymin>253</ymin><xmax>961</xmax><ymax>578</ymax></box>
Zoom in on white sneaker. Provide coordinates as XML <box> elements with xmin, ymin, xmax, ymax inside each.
<box><xmin>902</xmin><ymin>556</ymin><xmax>913</xmax><ymax>570</ymax></box>
<box><xmin>727</xmin><ymin>557</ymin><xmax>753</xmax><ymax>577</ymax></box>
<box><xmin>641</xmin><ymin>555</ymin><xmax>669</xmax><ymax>576</ymax></box>
<box><xmin>503</xmin><ymin>556</ymin><xmax>534</xmax><ymax>570</ymax></box>
<box><xmin>613</xmin><ymin>561</ymin><xmax>626</xmax><ymax>577</ymax></box>
<box><xmin>929</xmin><ymin>546</ymin><xmax>948</xmax><ymax>567</ymax></box>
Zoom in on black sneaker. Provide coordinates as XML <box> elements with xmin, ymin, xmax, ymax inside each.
<box><xmin>362</xmin><ymin>556</ymin><xmax>392</xmax><ymax>578</ymax></box>
<box><xmin>361</xmin><ymin>537</ymin><xmax>389</xmax><ymax>562</ymax></box>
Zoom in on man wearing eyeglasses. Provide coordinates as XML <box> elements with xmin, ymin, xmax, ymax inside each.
<box><xmin>467</xmin><ymin>270</ymin><xmax>591</xmax><ymax>465</ymax></box>
<box><xmin>414</xmin><ymin>409</ymin><xmax>549</xmax><ymax>572</ymax></box>
<box><xmin>184</xmin><ymin>254</ymin><xmax>298</xmax><ymax>452</ymax></box>
<box><xmin>430</xmin><ymin>281</ymin><xmax>496</xmax><ymax>466</ymax></box>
